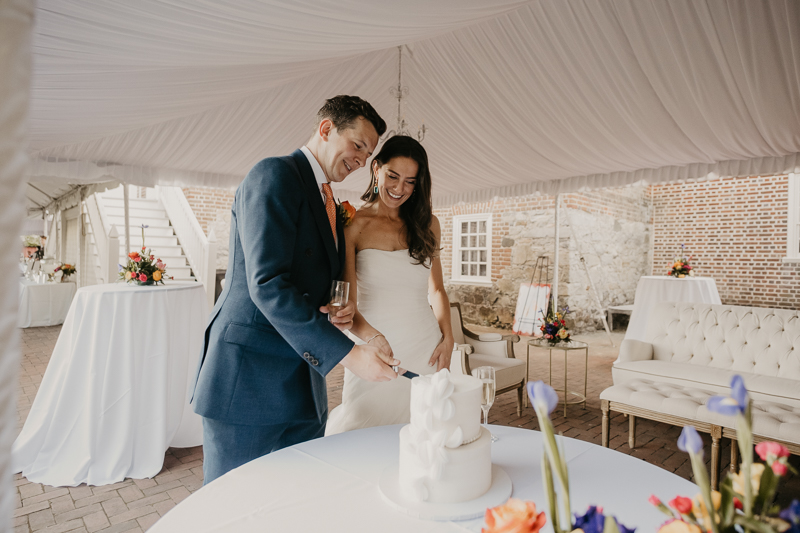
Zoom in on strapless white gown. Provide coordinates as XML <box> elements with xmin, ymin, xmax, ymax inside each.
<box><xmin>325</xmin><ymin>249</ymin><xmax>442</xmax><ymax>435</ymax></box>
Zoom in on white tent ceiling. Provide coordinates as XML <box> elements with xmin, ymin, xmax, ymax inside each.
<box><xmin>26</xmin><ymin>0</ymin><xmax>800</xmax><ymax>207</ymax></box>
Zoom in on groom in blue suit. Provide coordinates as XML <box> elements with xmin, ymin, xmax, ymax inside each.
<box><xmin>192</xmin><ymin>96</ymin><xmax>398</xmax><ymax>484</ymax></box>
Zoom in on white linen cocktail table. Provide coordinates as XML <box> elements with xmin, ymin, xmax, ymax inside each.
<box><xmin>13</xmin><ymin>281</ymin><xmax>208</xmax><ymax>486</ymax></box>
<box><xmin>150</xmin><ymin>424</ymin><xmax>696</xmax><ymax>533</ymax></box>
<box><xmin>17</xmin><ymin>279</ymin><xmax>77</xmax><ymax>327</ymax></box>
<box><xmin>625</xmin><ymin>276</ymin><xmax>721</xmax><ymax>343</ymax></box>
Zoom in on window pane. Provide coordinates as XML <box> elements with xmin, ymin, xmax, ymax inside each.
<box><xmin>461</xmin><ymin>222</ymin><xmax>468</xmax><ymax>233</ymax></box>
<box><xmin>479</xmin><ymin>235</ymin><xmax>486</xmax><ymax>247</ymax></box>
<box><xmin>470</xmin><ymin>264</ymin><xmax>477</xmax><ymax>276</ymax></box>
<box><xmin>470</xmin><ymin>221</ymin><xmax>477</xmax><ymax>233</ymax></box>
<box><xmin>479</xmin><ymin>220</ymin><xmax>486</xmax><ymax>233</ymax></box>
<box><xmin>461</xmin><ymin>251</ymin><xmax>469</xmax><ymax>262</ymax></box>
<box><xmin>480</xmin><ymin>250</ymin><xmax>486</xmax><ymax>262</ymax></box>
<box><xmin>461</xmin><ymin>236</ymin><xmax>468</xmax><ymax>247</ymax></box>
<box><xmin>479</xmin><ymin>264</ymin><xmax>487</xmax><ymax>276</ymax></box>
<box><xmin>461</xmin><ymin>264</ymin><xmax>468</xmax><ymax>276</ymax></box>
<box><xmin>470</xmin><ymin>250</ymin><xmax>477</xmax><ymax>261</ymax></box>
<box><xmin>470</xmin><ymin>236</ymin><xmax>477</xmax><ymax>247</ymax></box>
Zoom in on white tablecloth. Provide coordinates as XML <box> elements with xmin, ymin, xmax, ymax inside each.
<box><xmin>13</xmin><ymin>281</ymin><xmax>208</xmax><ymax>486</ymax></box>
<box><xmin>625</xmin><ymin>276</ymin><xmax>721</xmax><ymax>343</ymax></box>
<box><xmin>150</xmin><ymin>424</ymin><xmax>696</xmax><ymax>533</ymax></box>
<box><xmin>17</xmin><ymin>279</ymin><xmax>76</xmax><ymax>328</ymax></box>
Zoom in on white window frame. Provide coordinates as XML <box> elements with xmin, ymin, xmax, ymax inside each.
<box><xmin>451</xmin><ymin>213</ymin><xmax>492</xmax><ymax>285</ymax></box>
<box><xmin>784</xmin><ymin>173</ymin><xmax>800</xmax><ymax>263</ymax></box>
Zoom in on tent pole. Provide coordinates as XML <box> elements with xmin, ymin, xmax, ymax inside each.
<box><xmin>123</xmin><ymin>183</ymin><xmax>131</xmax><ymax>255</ymax></box>
<box><xmin>552</xmin><ymin>194</ymin><xmax>560</xmax><ymax>311</ymax></box>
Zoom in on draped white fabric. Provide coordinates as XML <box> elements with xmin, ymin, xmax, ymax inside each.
<box><xmin>0</xmin><ymin>1</ymin><xmax>34</xmax><ymax>530</ymax></box>
<box><xmin>24</xmin><ymin>0</ymin><xmax>800</xmax><ymax>206</ymax></box>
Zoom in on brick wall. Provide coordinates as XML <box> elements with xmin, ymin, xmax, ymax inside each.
<box><xmin>650</xmin><ymin>174</ymin><xmax>800</xmax><ymax>309</ymax></box>
<box><xmin>182</xmin><ymin>187</ymin><xmax>235</xmax><ymax>233</ymax></box>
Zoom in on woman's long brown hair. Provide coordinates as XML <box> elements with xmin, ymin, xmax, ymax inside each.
<box><xmin>360</xmin><ymin>135</ymin><xmax>436</xmax><ymax>266</ymax></box>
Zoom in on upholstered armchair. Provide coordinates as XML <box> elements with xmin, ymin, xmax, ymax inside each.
<box><xmin>449</xmin><ymin>302</ymin><xmax>527</xmax><ymax>416</ymax></box>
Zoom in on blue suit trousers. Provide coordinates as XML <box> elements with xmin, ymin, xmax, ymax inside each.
<box><xmin>201</xmin><ymin>414</ymin><xmax>327</xmax><ymax>485</ymax></box>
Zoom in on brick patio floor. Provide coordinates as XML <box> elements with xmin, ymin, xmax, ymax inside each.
<box><xmin>12</xmin><ymin>325</ymin><xmax>800</xmax><ymax>532</ymax></box>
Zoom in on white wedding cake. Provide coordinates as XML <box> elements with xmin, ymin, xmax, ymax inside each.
<box><xmin>397</xmin><ymin>369</ymin><xmax>492</xmax><ymax>503</ymax></box>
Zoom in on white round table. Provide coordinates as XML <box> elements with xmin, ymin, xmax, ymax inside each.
<box><xmin>17</xmin><ymin>279</ymin><xmax>77</xmax><ymax>328</ymax></box>
<box><xmin>150</xmin><ymin>424</ymin><xmax>696</xmax><ymax>533</ymax></box>
<box><xmin>625</xmin><ymin>276</ymin><xmax>721</xmax><ymax>343</ymax></box>
<box><xmin>13</xmin><ymin>281</ymin><xmax>208</xmax><ymax>486</ymax></box>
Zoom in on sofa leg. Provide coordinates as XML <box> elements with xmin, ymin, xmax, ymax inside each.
<box><xmin>601</xmin><ymin>400</ymin><xmax>609</xmax><ymax>447</ymax></box>
<box><xmin>710</xmin><ymin>426</ymin><xmax>722</xmax><ymax>490</ymax></box>
<box><xmin>516</xmin><ymin>385</ymin><xmax>523</xmax><ymax>417</ymax></box>
<box><xmin>730</xmin><ymin>439</ymin><xmax>739</xmax><ymax>474</ymax></box>
<box><xmin>628</xmin><ymin>415</ymin><xmax>636</xmax><ymax>448</ymax></box>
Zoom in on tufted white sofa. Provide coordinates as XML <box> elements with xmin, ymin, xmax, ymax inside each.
<box><xmin>600</xmin><ymin>302</ymin><xmax>800</xmax><ymax>487</ymax></box>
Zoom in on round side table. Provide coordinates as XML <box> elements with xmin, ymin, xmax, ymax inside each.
<box><xmin>526</xmin><ymin>339</ymin><xmax>589</xmax><ymax>417</ymax></box>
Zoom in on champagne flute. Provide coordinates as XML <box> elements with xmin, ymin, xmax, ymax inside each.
<box><xmin>328</xmin><ymin>280</ymin><xmax>350</xmax><ymax>322</ymax></box>
<box><xmin>472</xmin><ymin>366</ymin><xmax>498</xmax><ymax>442</ymax></box>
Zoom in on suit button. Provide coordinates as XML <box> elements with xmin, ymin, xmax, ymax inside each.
<box><xmin>312</xmin><ymin>359</ymin><xmax>319</xmax><ymax>366</ymax></box>
<box><xmin>303</xmin><ymin>293</ymin><xmax>310</xmax><ymax>299</ymax></box>
<box><xmin>303</xmin><ymin>352</ymin><xmax>311</xmax><ymax>360</ymax></box>
<box><xmin>306</xmin><ymin>248</ymin><xmax>313</xmax><ymax>257</ymax></box>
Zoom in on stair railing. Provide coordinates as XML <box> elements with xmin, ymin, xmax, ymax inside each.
<box><xmin>84</xmin><ymin>193</ymin><xmax>120</xmax><ymax>284</ymax></box>
<box><xmin>156</xmin><ymin>186</ymin><xmax>217</xmax><ymax>309</ymax></box>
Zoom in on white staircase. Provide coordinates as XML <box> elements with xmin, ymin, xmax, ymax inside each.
<box><xmin>94</xmin><ymin>186</ymin><xmax>196</xmax><ymax>282</ymax></box>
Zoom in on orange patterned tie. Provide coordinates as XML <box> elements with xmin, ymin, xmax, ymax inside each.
<box><xmin>321</xmin><ymin>183</ymin><xmax>337</xmax><ymax>239</ymax></box>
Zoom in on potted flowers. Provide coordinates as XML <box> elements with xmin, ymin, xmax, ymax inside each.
<box><xmin>540</xmin><ymin>305</ymin><xmax>571</xmax><ymax>346</ymax></box>
<box><xmin>668</xmin><ymin>244</ymin><xmax>695</xmax><ymax>278</ymax></box>
<box><xmin>119</xmin><ymin>225</ymin><xmax>170</xmax><ymax>285</ymax></box>
<box><xmin>54</xmin><ymin>263</ymin><xmax>76</xmax><ymax>282</ymax></box>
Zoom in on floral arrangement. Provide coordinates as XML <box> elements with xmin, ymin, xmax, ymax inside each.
<box><xmin>337</xmin><ymin>200</ymin><xmax>356</xmax><ymax>227</ymax></box>
<box><xmin>118</xmin><ymin>225</ymin><xmax>170</xmax><ymax>285</ymax></box>
<box><xmin>540</xmin><ymin>306</ymin><xmax>571</xmax><ymax>345</ymax></box>
<box><xmin>650</xmin><ymin>375</ymin><xmax>798</xmax><ymax>533</ymax></box>
<box><xmin>21</xmin><ymin>235</ymin><xmax>41</xmax><ymax>248</ymax></box>
<box><xmin>485</xmin><ymin>381</ymin><xmax>635</xmax><ymax>533</ymax></box>
<box><xmin>668</xmin><ymin>244</ymin><xmax>695</xmax><ymax>278</ymax></box>
<box><xmin>54</xmin><ymin>263</ymin><xmax>76</xmax><ymax>277</ymax></box>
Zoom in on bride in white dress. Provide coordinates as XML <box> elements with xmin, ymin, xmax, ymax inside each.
<box><xmin>326</xmin><ymin>135</ymin><xmax>454</xmax><ymax>435</ymax></box>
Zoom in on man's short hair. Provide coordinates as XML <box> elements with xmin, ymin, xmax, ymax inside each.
<box><xmin>317</xmin><ymin>95</ymin><xmax>387</xmax><ymax>137</ymax></box>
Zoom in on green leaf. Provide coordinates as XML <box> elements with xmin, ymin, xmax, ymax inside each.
<box><xmin>754</xmin><ymin>465</ymin><xmax>777</xmax><ymax>513</ymax></box>
<box><xmin>734</xmin><ymin>514</ymin><xmax>780</xmax><ymax>533</ymax></box>
<box><xmin>719</xmin><ymin>478</ymin><xmax>735</xmax><ymax>527</ymax></box>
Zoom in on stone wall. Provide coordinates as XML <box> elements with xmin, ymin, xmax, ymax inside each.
<box><xmin>435</xmin><ymin>185</ymin><xmax>651</xmax><ymax>331</ymax></box>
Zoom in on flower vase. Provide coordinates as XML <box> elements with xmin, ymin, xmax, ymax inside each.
<box><xmin>135</xmin><ymin>279</ymin><xmax>154</xmax><ymax>286</ymax></box>
<box><xmin>61</xmin><ymin>274</ymin><xmax>71</xmax><ymax>283</ymax></box>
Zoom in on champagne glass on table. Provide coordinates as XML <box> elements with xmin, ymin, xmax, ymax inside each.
<box><xmin>472</xmin><ymin>366</ymin><xmax>497</xmax><ymax>442</ymax></box>
<box><xmin>328</xmin><ymin>280</ymin><xmax>350</xmax><ymax>322</ymax></box>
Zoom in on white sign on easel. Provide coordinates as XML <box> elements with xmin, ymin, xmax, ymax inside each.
<box><xmin>512</xmin><ymin>283</ymin><xmax>550</xmax><ymax>336</ymax></box>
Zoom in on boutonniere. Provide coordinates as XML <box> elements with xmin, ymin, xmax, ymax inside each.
<box><xmin>336</xmin><ymin>200</ymin><xmax>356</xmax><ymax>227</ymax></box>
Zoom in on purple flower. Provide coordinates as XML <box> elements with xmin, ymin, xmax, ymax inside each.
<box><xmin>526</xmin><ymin>381</ymin><xmax>558</xmax><ymax>415</ymax></box>
<box><xmin>573</xmin><ymin>506</ymin><xmax>635</xmax><ymax>533</ymax></box>
<box><xmin>677</xmin><ymin>426</ymin><xmax>704</xmax><ymax>457</ymax></box>
<box><xmin>780</xmin><ymin>500</ymin><xmax>800</xmax><ymax>533</ymax></box>
<box><xmin>707</xmin><ymin>375</ymin><xmax>748</xmax><ymax>416</ymax></box>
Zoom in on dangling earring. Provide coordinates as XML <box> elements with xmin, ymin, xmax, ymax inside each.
<box><xmin>373</xmin><ymin>178</ymin><xmax>378</xmax><ymax>195</ymax></box>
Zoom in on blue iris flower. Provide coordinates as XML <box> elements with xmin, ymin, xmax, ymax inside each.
<box><xmin>780</xmin><ymin>500</ymin><xmax>800</xmax><ymax>533</ymax></box>
<box><xmin>678</xmin><ymin>426</ymin><xmax>704</xmax><ymax>457</ymax></box>
<box><xmin>707</xmin><ymin>375</ymin><xmax>748</xmax><ymax>416</ymax></box>
<box><xmin>573</xmin><ymin>506</ymin><xmax>635</xmax><ymax>533</ymax></box>
<box><xmin>526</xmin><ymin>380</ymin><xmax>558</xmax><ymax>415</ymax></box>
<box><xmin>118</xmin><ymin>264</ymin><xmax>124</xmax><ymax>272</ymax></box>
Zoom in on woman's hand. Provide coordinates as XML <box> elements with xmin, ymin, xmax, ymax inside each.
<box><xmin>367</xmin><ymin>333</ymin><xmax>394</xmax><ymax>362</ymax></box>
<box><xmin>429</xmin><ymin>335</ymin><xmax>455</xmax><ymax>371</ymax></box>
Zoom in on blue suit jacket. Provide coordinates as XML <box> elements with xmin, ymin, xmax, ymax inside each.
<box><xmin>191</xmin><ymin>149</ymin><xmax>354</xmax><ymax>426</ymax></box>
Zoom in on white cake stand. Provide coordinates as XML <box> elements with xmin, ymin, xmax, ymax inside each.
<box><xmin>378</xmin><ymin>463</ymin><xmax>512</xmax><ymax>521</ymax></box>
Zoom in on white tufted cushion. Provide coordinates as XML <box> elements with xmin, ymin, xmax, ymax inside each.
<box><xmin>613</xmin><ymin>302</ymin><xmax>800</xmax><ymax>408</ymax></box>
<box><xmin>601</xmin><ymin>380</ymin><xmax>800</xmax><ymax>444</ymax></box>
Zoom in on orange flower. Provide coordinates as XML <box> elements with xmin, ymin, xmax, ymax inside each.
<box><xmin>338</xmin><ymin>200</ymin><xmax>357</xmax><ymax>227</ymax></box>
<box><xmin>483</xmin><ymin>499</ymin><xmax>546</xmax><ymax>533</ymax></box>
<box><xmin>152</xmin><ymin>271</ymin><xmax>162</xmax><ymax>281</ymax></box>
<box><xmin>658</xmin><ymin>519</ymin><xmax>703</xmax><ymax>533</ymax></box>
<box><xmin>128</xmin><ymin>251</ymin><xmax>140</xmax><ymax>259</ymax></box>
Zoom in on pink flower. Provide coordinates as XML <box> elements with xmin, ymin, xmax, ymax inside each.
<box><xmin>133</xmin><ymin>256</ymin><xmax>141</xmax><ymax>263</ymax></box>
<box><xmin>648</xmin><ymin>495</ymin><xmax>662</xmax><ymax>506</ymax></box>
<box><xmin>772</xmin><ymin>462</ymin><xmax>788</xmax><ymax>476</ymax></box>
<box><xmin>138</xmin><ymin>273</ymin><xmax>147</xmax><ymax>282</ymax></box>
<box><xmin>669</xmin><ymin>496</ymin><xmax>693</xmax><ymax>514</ymax></box>
<box><xmin>755</xmin><ymin>441</ymin><xmax>790</xmax><ymax>461</ymax></box>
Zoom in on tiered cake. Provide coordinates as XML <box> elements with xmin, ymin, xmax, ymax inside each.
<box><xmin>397</xmin><ymin>369</ymin><xmax>492</xmax><ymax>503</ymax></box>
